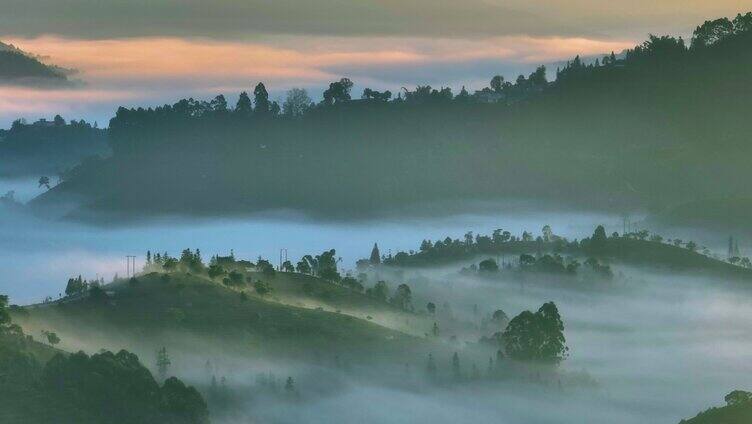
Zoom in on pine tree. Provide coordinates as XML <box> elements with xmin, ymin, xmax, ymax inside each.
<box><xmin>235</xmin><ymin>91</ymin><xmax>253</xmax><ymax>115</ymax></box>
<box><xmin>254</xmin><ymin>83</ymin><xmax>270</xmax><ymax>114</ymax></box>
<box><xmin>370</xmin><ymin>243</ymin><xmax>381</xmax><ymax>265</ymax></box>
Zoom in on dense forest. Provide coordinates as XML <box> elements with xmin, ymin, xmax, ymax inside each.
<box><xmin>0</xmin><ymin>295</ymin><xmax>208</xmax><ymax>423</ymax></box>
<box><xmin>0</xmin><ymin>117</ymin><xmax>107</xmax><ymax>178</ymax></box>
<box><xmin>27</xmin><ymin>12</ymin><xmax>752</xmax><ymax>222</ymax></box>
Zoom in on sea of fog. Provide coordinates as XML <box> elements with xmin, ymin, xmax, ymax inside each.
<box><xmin>2</xmin><ymin>177</ymin><xmax>750</xmax><ymax>423</ymax></box>
<box><xmin>0</xmin><ymin>194</ymin><xmax>621</xmax><ymax>304</ymax></box>
<box><xmin>209</xmin><ymin>266</ymin><xmax>752</xmax><ymax>424</ymax></box>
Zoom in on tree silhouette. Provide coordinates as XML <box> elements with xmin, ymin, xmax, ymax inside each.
<box><xmin>253</xmin><ymin>82</ymin><xmax>270</xmax><ymax>114</ymax></box>
<box><xmin>235</xmin><ymin>91</ymin><xmax>253</xmax><ymax>115</ymax></box>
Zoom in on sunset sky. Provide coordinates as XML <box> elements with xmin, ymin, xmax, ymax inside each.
<box><xmin>1</xmin><ymin>0</ymin><xmax>749</xmax><ymax>126</ymax></box>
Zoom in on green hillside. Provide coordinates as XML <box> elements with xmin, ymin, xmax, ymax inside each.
<box><xmin>384</xmin><ymin>226</ymin><xmax>752</xmax><ymax>283</ymax></box>
<box><xmin>0</xmin><ymin>296</ymin><xmax>208</xmax><ymax>424</ymax></box>
<box><xmin>12</xmin><ymin>271</ymin><xmax>424</xmax><ymax>365</ymax></box>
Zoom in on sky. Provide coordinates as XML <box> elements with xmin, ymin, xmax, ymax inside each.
<box><xmin>1</xmin><ymin>0</ymin><xmax>750</xmax><ymax>127</ymax></box>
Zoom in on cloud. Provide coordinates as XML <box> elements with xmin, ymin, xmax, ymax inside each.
<box><xmin>0</xmin><ymin>0</ymin><xmax>747</xmax><ymax>41</ymax></box>
<box><xmin>0</xmin><ymin>34</ymin><xmax>633</xmax><ymax>126</ymax></box>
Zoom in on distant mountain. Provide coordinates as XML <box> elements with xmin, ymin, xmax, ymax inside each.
<box><xmin>0</xmin><ymin>41</ymin><xmax>73</xmax><ymax>87</ymax></box>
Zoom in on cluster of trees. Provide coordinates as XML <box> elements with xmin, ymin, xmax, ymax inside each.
<box><xmin>296</xmin><ymin>249</ymin><xmax>340</xmax><ymax>281</ymax></box>
<box><xmin>0</xmin><ymin>115</ymin><xmax>107</xmax><ymax>179</ymax></box>
<box><xmin>141</xmin><ymin>247</ymin><xmax>421</xmax><ymax>307</ymax></box>
<box><xmin>384</xmin><ymin>224</ymin><xmax>752</xmax><ymax>279</ymax></box>
<box><xmin>501</xmin><ymin>302</ymin><xmax>568</xmax><ymax>364</ymax></box>
<box><xmin>463</xmin><ymin>253</ymin><xmax>613</xmax><ymax>279</ymax></box>
<box><xmin>64</xmin><ymin>275</ymin><xmax>107</xmax><ymax>299</ymax></box>
<box><xmin>42</xmin><ymin>350</ymin><xmax>208</xmax><ymax>423</ymax></box>
<box><xmin>0</xmin><ymin>295</ymin><xmax>209</xmax><ymax>423</ymax></box>
<box><xmin>426</xmin><ymin>302</ymin><xmax>567</xmax><ymax>384</ymax></box>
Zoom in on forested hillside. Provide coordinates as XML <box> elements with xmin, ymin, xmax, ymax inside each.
<box><xmin>0</xmin><ymin>42</ymin><xmax>70</xmax><ymax>86</ymax></box>
<box><xmin>33</xmin><ymin>13</ymin><xmax>752</xmax><ymax>221</ymax></box>
<box><xmin>0</xmin><ymin>117</ymin><xmax>107</xmax><ymax>178</ymax></box>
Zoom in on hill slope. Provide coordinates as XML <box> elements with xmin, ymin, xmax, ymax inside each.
<box><xmin>30</xmin><ymin>13</ymin><xmax>752</xmax><ymax>223</ymax></box>
<box><xmin>12</xmin><ymin>272</ymin><xmax>425</xmax><ymax>366</ymax></box>
<box><xmin>0</xmin><ymin>41</ymin><xmax>71</xmax><ymax>87</ymax></box>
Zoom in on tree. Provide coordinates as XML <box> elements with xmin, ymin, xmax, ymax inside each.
<box><xmin>490</xmin><ymin>75</ymin><xmax>504</xmax><ymax>93</ymax></box>
<box><xmin>368</xmin><ymin>281</ymin><xmax>389</xmax><ymax>301</ymax></box>
<box><xmin>478</xmin><ymin>258</ymin><xmax>499</xmax><ymax>273</ymax></box>
<box><xmin>53</xmin><ymin>114</ymin><xmax>66</xmax><ymax>126</ymax></box>
<box><xmin>156</xmin><ymin>347</ymin><xmax>171</xmax><ymax>380</ymax></box>
<box><xmin>322</xmin><ymin>78</ymin><xmax>353</xmax><ymax>105</ymax></box>
<box><xmin>369</xmin><ymin>243</ymin><xmax>381</xmax><ymax>265</ymax></box>
<box><xmin>725</xmin><ymin>390</ymin><xmax>752</xmax><ymax>406</ymax></box>
<box><xmin>282</xmin><ymin>88</ymin><xmax>312</xmax><ymax>117</ymax></box>
<box><xmin>501</xmin><ymin>302</ymin><xmax>568</xmax><ymax>364</ymax></box>
<box><xmin>161</xmin><ymin>377</ymin><xmax>210</xmax><ymax>423</ymax></box>
<box><xmin>42</xmin><ymin>330</ymin><xmax>60</xmax><ymax>346</ymax></box>
<box><xmin>257</xmin><ymin>259</ymin><xmax>276</xmax><ymax>276</ymax></box>
<box><xmin>426</xmin><ymin>302</ymin><xmax>436</xmax><ymax>314</ymax></box>
<box><xmin>42</xmin><ymin>349</ymin><xmax>208</xmax><ymax>424</ymax></box>
<box><xmin>254</xmin><ymin>281</ymin><xmax>271</xmax><ymax>295</ymax></box>
<box><xmin>296</xmin><ymin>259</ymin><xmax>311</xmax><ymax>274</ymax></box>
<box><xmin>692</xmin><ymin>17</ymin><xmax>735</xmax><ymax>47</ymax></box>
<box><xmin>65</xmin><ymin>276</ymin><xmax>87</xmax><ymax>296</ymax></box>
<box><xmin>313</xmin><ymin>249</ymin><xmax>340</xmax><ymax>281</ymax></box>
<box><xmin>38</xmin><ymin>176</ymin><xmax>51</xmax><ymax>190</ymax></box>
<box><xmin>235</xmin><ymin>91</ymin><xmax>253</xmax><ymax>115</ymax></box>
<box><xmin>207</xmin><ymin>264</ymin><xmax>225</xmax><ymax>280</ymax></box>
<box><xmin>733</xmin><ymin>12</ymin><xmax>752</xmax><ymax>33</ymax></box>
<box><xmin>253</xmin><ymin>82</ymin><xmax>270</xmax><ymax>114</ymax></box>
<box><xmin>542</xmin><ymin>225</ymin><xmax>553</xmax><ymax>242</ymax></box>
<box><xmin>282</xmin><ymin>260</ymin><xmax>295</xmax><ymax>273</ymax></box>
<box><xmin>390</xmin><ymin>284</ymin><xmax>413</xmax><ymax>310</ymax></box>
<box><xmin>362</xmin><ymin>88</ymin><xmax>392</xmax><ymax>102</ymax></box>
<box><xmin>591</xmin><ymin>225</ymin><xmax>608</xmax><ymax>250</ymax></box>
<box><xmin>210</xmin><ymin>95</ymin><xmax>227</xmax><ymax>112</ymax></box>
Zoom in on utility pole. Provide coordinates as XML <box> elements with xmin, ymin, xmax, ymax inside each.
<box><xmin>126</xmin><ymin>255</ymin><xmax>136</xmax><ymax>277</ymax></box>
<box><xmin>279</xmin><ymin>248</ymin><xmax>288</xmax><ymax>270</ymax></box>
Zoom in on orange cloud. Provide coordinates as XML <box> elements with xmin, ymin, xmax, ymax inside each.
<box><xmin>6</xmin><ymin>35</ymin><xmax>634</xmax><ymax>86</ymax></box>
